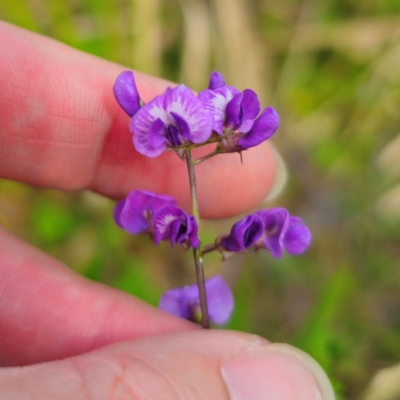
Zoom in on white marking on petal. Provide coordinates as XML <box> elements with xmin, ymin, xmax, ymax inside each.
<box><xmin>165</xmin><ymin>85</ymin><xmax>213</xmax><ymax>142</ymax></box>
<box><xmin>157</xmin><ymin>213</ymin><xmax>177</xmax><ymax>234</ymax></box>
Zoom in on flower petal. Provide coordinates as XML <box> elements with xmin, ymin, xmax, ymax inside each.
<box><xmin>205</xmin><ymin>275</ymin><xmax>234</xmax><ymax>324</ymax></box>
<box><xmin>188</xmin><ymin>216</ymin><xmax>200</xmax><ymax>248</ymax></box>
<box><xmin>113</xmin><ymin>199</ymin><xmax>125</xmax><ymax>228</ymax></box>
<box><xmin>226</xmin><ymin>92</ymin><xmax>243</xmax><ymax>128</ymax></box>
<box><xmin>159</xmin><ymin>287</ymin><xmax>193</xmax><ymax>320</ymax></box>
<box><xmin>164</xmin><ymin>85</ymin><xmax>213</xmax><ymax>143</ymax></box>
<box><xmin>241</xmin><ymin>89</ymin><xmax>260</xmax><ymax>121</ymax></box>
<box><xmin>167</xmin><ymin>124</ymin><xmax>183</xmax><ymax>146</ymax></box>
<box><xmin>131</xmin><ymin>94</ymin><xmax>170</xmax><ymax>158</ymax></box>
<box><xmin>238</xmin><ymin>119</ymin><xmax>254</xmax><ymax>133</ymax></box>
<box><xmin>170</xmin><ymin>111</ymin><xmax>190</xmax><ymax>141</ymax></box>
<box><xmin>221</xmin><ymin>214</ymin><xmax>264</xmax><ymax>252</ymax></box>
<box><xmin>117</xmin><ymin>190</ymin><xmax>176</xmax><ymax>234</ymax></box>
<box><xmin>198</xmin><ymin>86</ymin><xmax>239</xmax><ymax>135</ymax></box>
<box><xmin>283</xmin><ymin>218</ymin><xmax>312</xmax><ymax>255</ymax></box>
<box><xmin>256</xmin><ymin>208</ymin><xmax>289</xmax><ymax>258</ymax></box>
<box><xmin>153</xmin><ymin>205</ymin><xmax>184</xmax><ymax>244</ymax></box>
<box><xmin>238</xmin><ymin>107</ymin><xmax>279</xmax><ymax>149</ymax></box>
<box><xmin>208</xmin><ymin>71</ymin><xmax>226</xmax><ymax>90</ymax></box>
<box><xmin>153</xmin><ymin>205</ymin><xmax>199</xmax><ymax>248</ymax></box>
<box><xmin>113</xmin><ymin>71</ymin><xmax>141</xmax><ymax>117</ymax></box>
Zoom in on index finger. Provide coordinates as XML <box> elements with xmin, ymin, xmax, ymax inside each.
<box><xmin>0</xmin><ymin>22</ymin><xmax>276</xmax><ymax>218</ymax></box>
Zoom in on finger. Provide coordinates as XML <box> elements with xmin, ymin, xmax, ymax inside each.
<box><xmin>0</xmin><ymin>227</ymin><xmax>197</xmax><ymax>367</ymax></box>
<box><xmin>0</xmin><ymin>22</ymin><xmax>276</xmax><ymax>218</ymax></box>
<box><xmin>0</xmin><ymin>330</ymin><xmax>335</xmax><ymax>400</ymax></box>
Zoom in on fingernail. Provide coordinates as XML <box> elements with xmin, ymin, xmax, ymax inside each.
<box><xmin>263</xmin><ymin>145</ymin><xmax>287</xmax><ymax>202</ymax></box>
<box><xmin>222</xmin><ymin>343</ymin><xmax>335</xmax><ymax>400</ymax></box>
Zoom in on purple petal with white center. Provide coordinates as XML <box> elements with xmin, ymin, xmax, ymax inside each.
<box><xmin>256</xmin><ymin>208</ymin><xmax>289</xmax><ymax>258</ymax></box>
<box><xmin>221</xmin><ymin>214</ymin><xmax>264</xmax><ymax>252</ymax></box>
<box><xmin>208</xmin><ymin>71</ymin><xmax>226</xmax><ymax>90</ymax></box>
<box><xmin>113</xmin><ymin>71</ymin><xmax>141</xmax><ymax>117</ymax></box>
<box><xmin>164</xmin><ymin>85</ymin><xmax>213</xmax><ymax>143</ymax></box>
<box><xmin>158</xmin><ymin>275</ymin><xmax>234</xmax><ymax>324</ymax></box>
<box><xmin>115</xmin><ymin>190</ymin><xmax>177</xmax><ymax>234</ymax></box>
<box><xmin>131</xmin><ymin>94</ymin><xmax>169</xmax><ymax>158</ymax></box>
<box><xmin>153</xmin><ymin>205</ymin><xmax>199</xmax><ymax>248</ymax></box>
<box><xmin>226</xmin><ymin>92</ymin><xmax>243</xmax><ymax>128</ymax></box>
<box><xmin>238</xmin><ymin>107</ymin><xmax>279</xmax><ymax>149</ymax></box>
<box><xmin>283</xmin><ymin>218</ymin><xmax>312</xmax><ymax>255</ymax></box>
<box><xmin>198</xmin><ymin>86</ymin><xmax>239</xmax><ymax>134</ymax></box>
<box><xmin>153</xmin><ymin>205</ymin><xmax>184</xmax><ymax>244</ymax></box>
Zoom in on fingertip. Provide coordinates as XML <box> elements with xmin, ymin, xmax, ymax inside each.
<box><xmin>222</xmin><ymin>342</ymin><xmax>335</xmax><ymax>400</ymax></box>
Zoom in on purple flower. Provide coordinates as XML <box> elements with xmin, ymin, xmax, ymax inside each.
<box><xmin>198</xmin><ymin>72</ymin><xmax>279</xmax><ymax>150</ymax></box>
<box><xmin>153</xmin><ymin>204</ymin><xmax>200</xmax><ymax>248</ymax></box>
<box><xmin>114</xmin><ymin>190</ymin><xmax>200</xmax><ymax>249</ymax></box>
<box><xmin>159</xmin><ymin>275</ymin><xmax>234</xmax><ymax>325</ymax></box>
<box><xmin>221</xmin><ymin>208</ymin><xmax>311</xmax><ymax>258</ymax></box>
<box><xmin>130</xmin><ymin>84</ymin><xmax>214</xmax><ymax>158</ymax></box>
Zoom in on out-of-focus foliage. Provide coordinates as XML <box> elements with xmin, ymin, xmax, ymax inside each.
<box><xmin>1</xmin><ymin>1</ymin><xmax>400</xmax><ymax>398</ymax></box>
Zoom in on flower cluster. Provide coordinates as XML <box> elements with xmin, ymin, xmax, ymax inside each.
<box><xmin>113</xmin><ymin>70</ymin><xmax>312</xmax><ymax>327</ymax></box>
<box><xmin>220</xmin><ymin>208</ymin><xmax>311</xmax><ymax>259</ymax></box>
<box><xmin>113</xmin><ymin>71</ymin><xmax>279</xmax><ymax>158</ymax></box>
<box><xmin>114</xmin><ymin>190</ymin><xmax>199</xmax><ymax>249</ymax></box>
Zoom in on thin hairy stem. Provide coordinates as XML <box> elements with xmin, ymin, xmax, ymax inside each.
<box><xmin>200</xmin><ymin>243</ymin><xmax>218</xmax><ymax>256</ymax></box>
<box><xmin>186</xmin><ymin>149</ymin><xmax>210</xmax><ymax>329</ymax></box>
<box><xmin>194</xmin><ymin>149</ymin><xmax>219</xmax><ymax>165</ymax></box>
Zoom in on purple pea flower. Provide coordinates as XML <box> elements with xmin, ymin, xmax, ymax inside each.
<box><xmin>159</xmin><ymin>275</ymin><xmax>234</xmax><ymax>325</ymax></box>
<box><xmin>198</xmin><ymin>71</ymin><xmax>279</xmax><ymax>150</ymax></box>
<box><xmin>131</xmin><ymin>85</ymin><xmax>214</xmax><ymax>157</ymax></box>
<box><xmin>114</xmin><ymin>190</ymin><xmax>200</xmax><ymax>249</ymax></box>
<box><xmin>153</xmin><ymin>204</ymin><xmax>200</xmax><ymax>249</ymax></box>
<box><xmin>114</xmin><ymin>71</ymin><xmax>214</xmax><ymax>158</ymax></box>
<box><xmin>221</xmin><ymin>208</ymin><xmax>311</xmax><ymax>258</ymax></box>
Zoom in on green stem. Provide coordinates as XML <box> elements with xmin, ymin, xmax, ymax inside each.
<box><xmin>186</xmin><ymin>149</ymin><xmax>210</xmax><ymax>329</ymax></box>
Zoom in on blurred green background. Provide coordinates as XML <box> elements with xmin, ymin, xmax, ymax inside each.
<box><xmin>1</xmin><ymin>1</ymin><xmax>400</xmax><ymax>398</ymax></box>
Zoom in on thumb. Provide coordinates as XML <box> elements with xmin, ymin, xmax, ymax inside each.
<box><xmin>0</xmin><ymin>330</ymin><xmax>335</xmax><ymax>400</ymax></box>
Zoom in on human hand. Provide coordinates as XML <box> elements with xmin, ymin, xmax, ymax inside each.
<box><xmin>0</xmin><ymin>22</ymin><xmax>334</xmax><ymax>399</ymax></box>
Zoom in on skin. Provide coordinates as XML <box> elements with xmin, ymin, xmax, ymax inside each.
<box><xmin>0</xmin><ymin>22</ymin><xmax>334</xmax><ymax>400</ymax></box>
